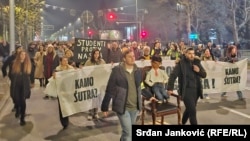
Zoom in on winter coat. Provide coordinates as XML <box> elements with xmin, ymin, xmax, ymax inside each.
<box><xmin>10</xmin><ymin>72</ymin><xmax>31</xmax><ymax>100</ymax></box>
<box><xmin>101</xmin><ymin>63</ymin><xmax>143</xmax><ymax>114</ymax></box>
<box><xmin>34</xmin><ymin>51</ymin><xmax>46</xmax><ymax>78</ymax></box>
<box><xmin>1</xmin><ymin>54</ymin><xmax>16</xmax><ymax>79</ymax></box>
<box><xmin>43</xmin><ymin>53</ymin><xmax>59</xmax><ymax>79</ymax></box>
<box><xmin>167</xmin><ymin>56</ymin><xmax>207</xmax><ymax>99</ymax></box>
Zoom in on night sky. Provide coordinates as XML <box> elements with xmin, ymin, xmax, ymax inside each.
<box><xmin>43</xmin><ymin>0</ymin><xmax>137</xmax><ymax>36</ymax></box>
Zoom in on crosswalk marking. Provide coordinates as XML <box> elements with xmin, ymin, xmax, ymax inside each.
<box><xmin>219</xmin><ymin>106</ymin><xmax>250</xmax><ymax>119</ymax></box>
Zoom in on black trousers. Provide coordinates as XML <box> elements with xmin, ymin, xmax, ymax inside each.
<box><xmin>182</xmin><ymin>88</ymin><xmax>199</xmax><ymax>125</ymax></box>
<box><xmin>45</xmin><ymin>78</ymin><xmax>49</xmax><ymax>87</ymax></box>
<box><xmin>58</xmin><ymin>98</ymin><xmax>69</xmax><ymax>127</ymax></box>
<box><xmin>14</xmin><ymin>83</ymin><xmax>26</xmax><ymax>121</ymax></box>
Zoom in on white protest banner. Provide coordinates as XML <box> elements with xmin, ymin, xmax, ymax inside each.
<box><xmin>201</xmin><ymin>59</ymin><xmax>247</xmax><ymax>94</ymax></box>
<box><xmin>55</xmin><ymin>64</ymin><xmax>112</xmax><ymax>117</ymax></box>
<box><xmin>52</xmin><ymin>58</ymin><xmax>247</xmax><ymax>117</ymax></box>
<box><xmin>159</xmin><ymin>59</ymin><xmax>248</xmax><ymax>94</ymax></box>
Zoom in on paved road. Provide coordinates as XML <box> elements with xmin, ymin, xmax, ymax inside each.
<box><xmin>0</xmin><ymin>70</ymin><xmax>250</xmax><ymax>141</ymax></box>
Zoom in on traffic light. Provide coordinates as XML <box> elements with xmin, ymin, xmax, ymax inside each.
<box><xmin>88</xmin><ymin>29</ymin><xmax>93</xmax><ymax>38</ymax></box>
<box><xmin>141</xmin><ymin>30</ymin><xmax>147</xmax><ymax>39</ymax></box>
<box><xmin>106</xmin><ymin>12</ymin><xmax>117</xmax><ymax>20</ymax></box>
<box><xmin>88</xmin><ymin>31</ymin><xmax>92</xmax><ymax>36</ymax></box>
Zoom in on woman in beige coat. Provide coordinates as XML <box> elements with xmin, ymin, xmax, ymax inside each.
<box><xmin>34</xmin><ymin>45</ymin><xmax>46</xmax><ymax>87</ymax></box>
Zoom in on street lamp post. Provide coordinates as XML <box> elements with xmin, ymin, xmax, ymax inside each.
<box><xmin>176</xmin><ymin>2</ymin><xmax>184</xmax><ymax>40</ymax></box>
<box><xmin>136</xmin><ymin>0</ymin><xmax>138</xmax><ymax>41</ymax></box>
<box><xmin>68</xmin><ymin>23</ymin><xmax>72</xmax><ymax>40</ymax></box>
<box><xmin>135</xmin><ymin>0</ymin><xmax>148</xmax><ymax>42</ymax></box>
<box><xmin>176</xmin><ymin>3</ymin><xmax>181</xmax><ymax>40</ymax></box>
<box><xmin>116</xmin><ymin>21</ymin><xmax>141</xmax><ymax>42</ymax></box>
<box><xmin>9</xmin><ymin>0</ymin><xmax>15</xmax><ymax>53</ymax></box>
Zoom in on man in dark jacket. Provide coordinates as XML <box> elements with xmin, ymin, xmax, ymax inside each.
<box><xmin>0</xmin><ymin>39</ymin><xmax>10</xmax><ymax>62</ymax></box>
<box><xmin>101</xmin><ymin>50</ymin><xmax>142</xmax><ymax>141</ymax></box>
<box><xmin>167</xmin><ymin>47</ymin><xmax>207</xmax><ymax>125</ymax></box>
<box><xmin>107</xmin><ymin>41</ymin><xmax>122</xmax><ymax>63</ymax></box>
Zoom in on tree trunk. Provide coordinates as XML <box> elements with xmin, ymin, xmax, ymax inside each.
<box><xmin>232</xmin><ymin>10</ymin><xmax>239</xmax><ymax>43</ymax></box>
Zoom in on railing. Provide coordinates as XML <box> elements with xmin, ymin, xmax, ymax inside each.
<box><xmin>238</xmin><ymin>50</ymin><xmax>250</xmax><ymax>62</ymax></box>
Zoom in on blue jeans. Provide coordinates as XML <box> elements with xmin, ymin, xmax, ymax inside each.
<box><xmin>117</xmin><ymin>110</ymin><xmax>139</xmax><ymax>141</ymax></box>
<box><xmin>221</xmin><ymin>91</ymin><xmax>243</xmax><ymax>99</ymax></box>
<box><xmin>152</xmin><ymin>83</ymin><xmax>169</xmax><ymax>101</ymax></box>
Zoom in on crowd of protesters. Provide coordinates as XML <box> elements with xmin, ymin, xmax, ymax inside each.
<box><xmin>0</xmin><ymin>38</ymin><xmax>244</xmax><ymax>93</ymax></box>
<box><xmin>0</xmin><ymin>38</ymin><xmax>245</xmax><ymax>128</ymax></box>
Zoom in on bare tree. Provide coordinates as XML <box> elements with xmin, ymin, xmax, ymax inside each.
<box><xmin>226</xmin><ymin>0</ymin><xmax>250</xmax><ymax>43</ymax></box>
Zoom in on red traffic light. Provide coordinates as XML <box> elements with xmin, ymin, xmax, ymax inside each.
<box><xmin>107</xmin><ymin>12</ymin><xmax>117</xmax><ymax>20</ymax></box>
<box><xmin>109</xmin><ymin>14</ymin><xmax>114</xmax><ymax>19</ymax></box>
<box><xmin>141</xmin><ymin>30</ymin><xmax>147</xmax><ymax>38</ymax></box>
<box><xmin>87</xmin><ymin>29</ymin><xmax>93</xmax><ymax>38</ymax></box>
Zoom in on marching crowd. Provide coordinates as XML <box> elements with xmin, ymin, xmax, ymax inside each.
<box><xmin>0</xmin><ymin>38</ymin><xmax>245</xmax><ymax>141</ymax></box>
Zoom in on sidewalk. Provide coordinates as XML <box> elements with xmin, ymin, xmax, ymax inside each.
<box><xmin>0</xmin><ymin>71</ymin><xmax>10</xmax><ymax>114</ymax></box>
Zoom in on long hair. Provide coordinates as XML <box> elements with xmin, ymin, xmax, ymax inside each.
<box><xmin>90</xmin><ymin>48</ymin><xmax>101</xmax><ymax>63</ymax></box>
<box><xmin>12</xmin><ymin>51</ymin><xmax>32</xmax><ymax>74</ymax></box>
<box><xmin>226</xmin><ymin>45</ymin><xmax>237</xmax><ymax>57</ymax></box>
<box><xmin>46</xmin><ymin>44</ymin><xmax>56</xmax><ymax>56</ymax></box>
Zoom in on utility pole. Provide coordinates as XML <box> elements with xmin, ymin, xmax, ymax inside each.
<box><xmin>116</xmin><ymin>21</ymin><xmax>141</xmax><ymax>42</ymax></box>
<box><xmin>9</xmin><ymin>0</ymin><xmax>15</xmax><ymax>53</ymax></box>
<box><xmin>0</xmin><ymin>5</ymin><xmax>3</xmax><ymax>37</ymax></box>
<box><xmin>24</xmin><ymin>0</ymin><xmax>28</xmax><ymax>49</ymax></box>
<box><xmin>136</xmin><ymin>0</ymin><xmax>139</xmax><ymax>42</ymax></box>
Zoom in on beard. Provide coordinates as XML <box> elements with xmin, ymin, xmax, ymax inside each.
<box><xmin>28</xmin><ymin>47</ymin><xmax>34</xmax><ymax>52</ymax></box>
<box><xmin>231</xmin><ymin>54</ymin><xmax>236</xmax><ymax>58</ymax></box>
